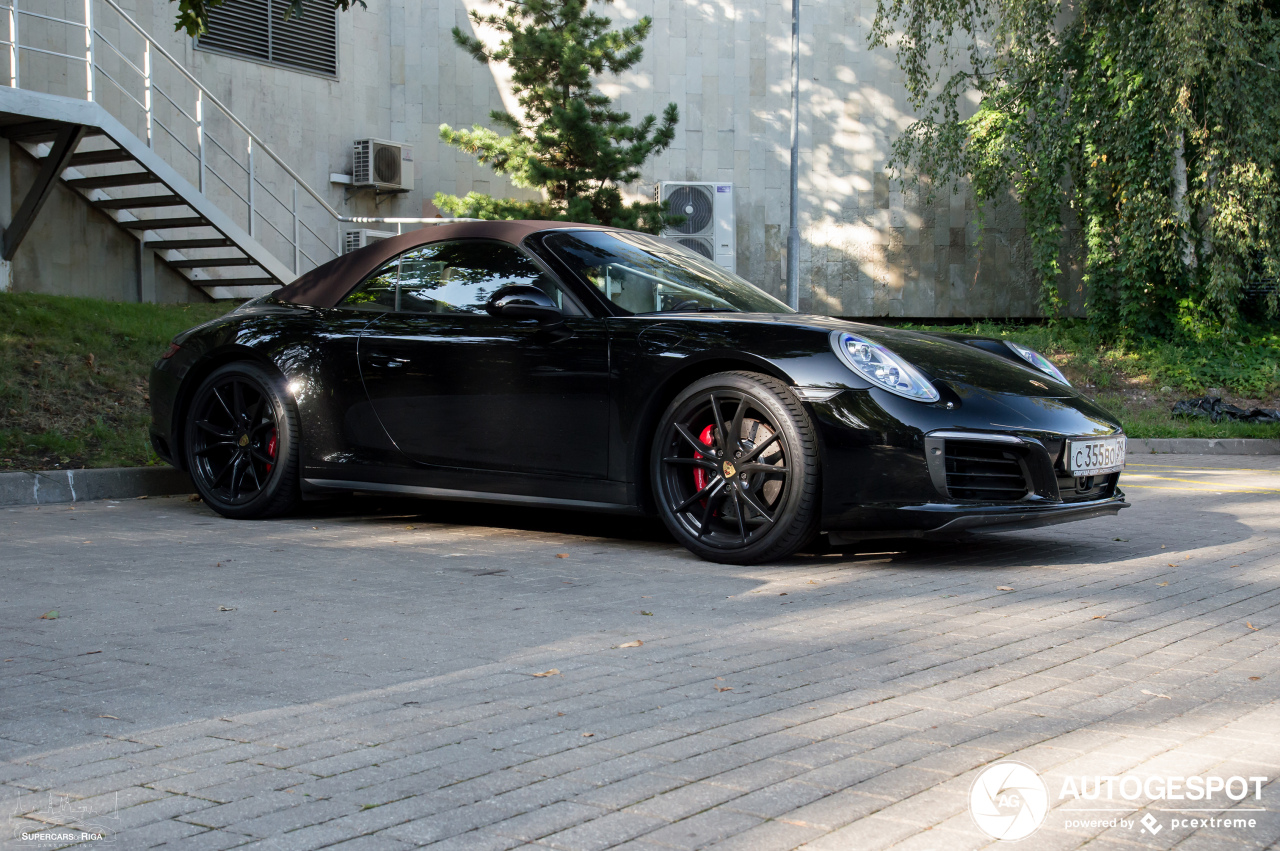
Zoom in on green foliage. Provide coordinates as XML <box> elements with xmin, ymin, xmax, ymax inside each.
<box><xmin>0</xmin><ymin>294</ymin><xmax>229</xmax><ymax>471</ymax></box>
<box><xmin>436</xmin><ymin>0</ymin><xmax>679</xmax><ymax>232</ymax></box>
<box><xmin>169</xmin><ymin>0</ymin><xmax>365</xmax><ymax>37</ymax></box>
<box><xmin>871</xmin><ymin>0</ymin><xmax>1280</xmax><ymax>336</ymax></box>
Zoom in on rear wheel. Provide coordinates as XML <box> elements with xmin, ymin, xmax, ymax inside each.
<box><xmin>651</xmin><ymin>371</ymin><xmax>819</xmax><ymax>564</ymax></box>
<box><xmin>184</xmin><ymin>361</ymin><xmax>300</xmax><ymax>519</ymax></box>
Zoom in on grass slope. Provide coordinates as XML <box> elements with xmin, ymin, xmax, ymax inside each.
<box><xmin>0</xmin><ymin>293</ymin><xmax>229</xmax><ymax>471</ymax></box>
<box><xmin>1</xmin><ymin>295</ymin><xmax>1276</xmax><ymax>473</ymax></box>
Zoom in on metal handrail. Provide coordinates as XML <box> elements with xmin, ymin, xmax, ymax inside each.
<box><xmin>5</xmin><ymin>0</ymin><xmax>479</xmax><ymax>279</ymax></box>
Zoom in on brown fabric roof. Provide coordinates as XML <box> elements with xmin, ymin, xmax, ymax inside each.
<box><xmin>272</xmin><ymin>220</ymin><xmax>608</xmax><ymax>308</ymax></box>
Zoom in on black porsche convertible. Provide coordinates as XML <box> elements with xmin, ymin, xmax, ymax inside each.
<box><xmin>150</xmin><ymin>220</ymin><xmax>1128</xmax><ymax>564</ymax></box>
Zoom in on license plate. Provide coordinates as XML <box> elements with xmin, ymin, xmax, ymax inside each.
<box><xmin>1066</xmin><ymin>436</ymin><xmax>1126</xmax><ymax>477</ymax></box>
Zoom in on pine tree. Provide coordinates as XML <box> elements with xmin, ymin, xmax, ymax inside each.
<box><xmin>435</xmin><ymin>0</ymin><xmax>679</xmax><ymax>232</ymax></box>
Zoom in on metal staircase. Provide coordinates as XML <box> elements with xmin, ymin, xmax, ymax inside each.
<box><xmin>0</xmin><ymin>0</ymin><xmax>450</xmax><ymax>299</ymax></box>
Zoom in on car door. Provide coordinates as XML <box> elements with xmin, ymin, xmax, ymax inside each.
<box><xmin>348</xmin><ymin>238</ymin><xmax>611</xmax><ymax>479</ymax></box>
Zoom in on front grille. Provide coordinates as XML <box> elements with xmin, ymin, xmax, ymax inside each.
<box><xmin>1056</xmin><ymin>472</ymin><xmax>1118</xmax><ymax>503</ymax></box>
<box><xmin>944</xmin><ymin>441</ymin><xmax>1031</xmax><ymax>501</ymax></box>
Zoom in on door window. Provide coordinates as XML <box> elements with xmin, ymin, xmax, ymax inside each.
<box><xmin>339</xmin><ymin>240</ymin><xmax>578</xmax><ymax>315</ymax></box>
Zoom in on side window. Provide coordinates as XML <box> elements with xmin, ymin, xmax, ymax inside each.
<box><xmin>338</xmin><ymin>258</ymin><xmax>399</xmax><ymax>310</ymax></box>
<box><xmin>341</xmin><ymin>240</ymin><xmax>580</xmax><ymax>315</ymax></box>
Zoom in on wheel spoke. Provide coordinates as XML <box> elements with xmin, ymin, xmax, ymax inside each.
<box><xmin>727</xmin><ymin>393</ymin><xmax>747</xmax><ymax>450</ymax></box>
<box><xmin>194</xmin><ymin>441</ymin><xmax>236</xmax><ymax>458</ymax></box>
<box><xmin>232</xmin><ymin>381</ymin><xmax>248</xmax><ymax>423</ymax></box>
<box><xmin>728</xmin><ymin>488</ymin><xmax>747</xmax><ymax>543</ymax></box>
<box><xmin>708</xmin><ymin>393</ymin><xmax>730</xmax><ymax>452</ymax></box>
<box><xmin>675</xmin><ymin>476</ymin><xmax>723</xmax><ymax>512</ymax></box>
<box><xmin>696</xmin><ymin>479</ymin><xmax>727</xmax><ymax>536</ymax></box>
<box><xmin>737</xmin><ymin>432</ymin><xmax>780</xmax><ymax>465</ymax></box>
<box><xmin>228</xmin><ymin>454</ymin><xmax>247</xmax><ymax>500</ymax></box>
<box><xmin>210</xmin><ymin>455</ymin><xmax>235</xmax><ymax>488</ymax></box>
<box><xmin>195</xmin><ymin>419</ymin><xmax>235</xmax><ymax>438</ymax></box>
<box><xmin>250</xmin><ymin>448</ymin><xmax>275</xmax><ymax>465</ymax></box>
<box><xmin>211</xmin><ymin>387</ymin><xmax>234</xmax><ymax>422</ymax></box>
<box><xmin>246</xmin><ymin>454</ymin><xmax>263</xmax><ymax>491</ymax></box>
<box><xmin>736</xmin><ymin>483</ymin><xmax>776</xmax><ymax>525</ymax></box>
<box><xmin>739</xmin><ymin>462</ymin><xmax>788</xmax><ymax>477</ymax></box>
<box><xmin>663</xmin><ymin>456</ymin><xmax>718</xmax><ymax>469</ymax></box>
<box><xmin>675</xmin><ymin>423</ymin><xmax>715</xmax><ymax>455</ymax></box>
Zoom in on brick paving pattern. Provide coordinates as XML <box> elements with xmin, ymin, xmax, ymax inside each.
<box><xmin>2</xmin><ymin>454</ymin><xmax>1278</xmax><ymax>849</ymax></box>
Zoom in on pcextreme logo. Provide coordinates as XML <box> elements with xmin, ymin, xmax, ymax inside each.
<box><xmin>969</xmin><ymin>762</ymin><xmax>1050</xmax><ymax>841</ymax></box>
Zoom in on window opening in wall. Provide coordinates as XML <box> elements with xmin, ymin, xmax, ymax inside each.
<box><xmin>196</xmin><ymin>0</ymin><xmax>338</xmax><ymax>78</ymax></box>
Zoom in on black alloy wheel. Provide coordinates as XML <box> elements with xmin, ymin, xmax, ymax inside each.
<box><xmin>184</xmin><ymin>361</ymin><xmax>300</xmax><ymax>519</ymax></box>
<box><xmin>652</xmin><ymin>371</ymin><xmax>819</xmax><ymax>564</ymax></box>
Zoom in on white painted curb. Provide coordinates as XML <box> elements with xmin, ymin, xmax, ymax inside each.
<box><xmin>0</xmin><ymin>467</ymin><xmax>192</xmax><ymax>506</ymax></box>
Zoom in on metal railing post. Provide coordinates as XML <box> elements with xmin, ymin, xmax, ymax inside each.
<box><xmin>247</xmin><ymin>136</ymin><xmax>254</xmax><ymax>237</ymax></box>
<box><xmin>292</xmin><ymin>182</ymin><xmax>300</xmax><ymax>272</ymax></box>
<box><xmin>84</xmin><ymin>0</ymin><xmax>93</xmax><ymax>100</ymax></box>
<box><xmin>196</xmin><ymin>90</ymin><xmax>205</xmax><ymax>192</ymax></box>
<box><xmin>8</xmin><ymin>0</ymin><xmax>17</xmax><ymax>88</ymax></box>
<box><xmin>143</xmin><ymin>41</ymin><xmax>152</xmax><ymax>147</ymax></box>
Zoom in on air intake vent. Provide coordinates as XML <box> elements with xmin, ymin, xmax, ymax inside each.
<box><xmin>352</xmin><ymin>139</ymin><xmax>414</xmax><ymax>191</ymax></box>
<box><xmin>197</xmin><ymin>0</ymin><xmax>337</xmax><ymax>77</ymax></box>
<box><xmin>944</xmin><ymin>441</ymin><xmax>1030</xmax><ymax>501</ymax></box>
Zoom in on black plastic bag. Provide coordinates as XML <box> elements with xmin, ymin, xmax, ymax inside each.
<box><xmin>1171</xmin><ymin>396</ymin><xmax>1280</xmax><ymax>424</ymax></box>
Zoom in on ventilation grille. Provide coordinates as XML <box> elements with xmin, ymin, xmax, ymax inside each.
<box><xmin>675</xmin><ymin>236</ymin><xmax>715</xmax><ymax>260</ymax></box>
<box><xmin>944</xmin><ymin>441</ymin><xmax>1030</xmax><ymax>501</ymax></box>
<box><xmin>198</xmin><ymin>0</ymin><xmax>338</xmax><ymax>77</ymax></box>
<box><xmin>1055</xmin><ymin>472</ymin><xmax>1116</xmax><ymax>503</ymax></box>
<box><xmin>665</xmin><ymin>185</ymin><xmax>715</xmax><ymax>235</ymax></box>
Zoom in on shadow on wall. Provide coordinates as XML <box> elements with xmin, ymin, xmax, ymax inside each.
<box><xmin>594</xmin><ymin>0</ymin><xmax>1084</xmax><ymax>319</ymax></box>
<box><xmin>5</xmin><ymin>141</ymin><xmax>206</xmax><ymax>303</ymax></box>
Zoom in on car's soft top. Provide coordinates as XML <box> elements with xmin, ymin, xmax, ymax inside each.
<box><xmin>272</xmin><ymin>220</ymin><xmax>612</xmax><ymax>308</ymax></box>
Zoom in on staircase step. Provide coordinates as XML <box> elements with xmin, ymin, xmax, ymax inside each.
<box><xmin>67</xmin><ymin>172</ymin><xmax>162</xmax><ymax>190</ymax></box>
<box><xmin>94</xmin><ymin>194</ymin><xmax>186</xmax><ymax>210</ymax></box>
<box><xmin>146</xmin><ymin>238</ymin><xmax>233</xmax><ymax>250</ymax></box>
<box><xmin>2</xmin><ymin>120</ymin><xmax>104</xmax><ymax>141</ymax></box>
<box><xmin>68</xmin><ymin>148</ymin><xmax>135</xmax><ymax>168</ymax></box>
<box><xmin>167</xmin><ymin>257</ymin><xmax>258</xmax><ymax>268</ymax></box>
<box><xmin>121</xmin><ymin>216</ymin><xmax>209</xmax><ymax>230</ymax></box>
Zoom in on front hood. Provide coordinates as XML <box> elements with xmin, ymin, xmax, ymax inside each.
<box><xmin>795</xmin><ymin>316</ymin><xmax>1072</xmax><ymax>399</ymax></box>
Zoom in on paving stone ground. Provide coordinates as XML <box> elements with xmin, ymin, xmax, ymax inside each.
<box><xmin>2</xmin><ymin>454</ymin><xmax>1279</xmax><ymax>851</ymax></box>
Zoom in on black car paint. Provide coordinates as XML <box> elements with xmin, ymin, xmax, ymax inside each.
<box><xmin>151</xmin><ymin>227</ymin><xmax>1126</xmax><ymax>536</ymax></box>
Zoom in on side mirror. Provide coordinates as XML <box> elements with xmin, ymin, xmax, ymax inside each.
<box><xmin>487</xmin><ymin>285</ymin><xmax>563</xmax><ymax>324</ymax></box>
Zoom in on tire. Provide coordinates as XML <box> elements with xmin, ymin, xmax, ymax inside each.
<box><xmin>651</xmin><ymin>371</ymin><xmax>820</xmax><ymax>564</ymax></box>
<box><xmin>184</xmin><ymin>361</ymin><xmax>300</xmax><ymax>519</ymax></box>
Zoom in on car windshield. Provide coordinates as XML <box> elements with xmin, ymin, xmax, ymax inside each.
<box><xmin>543</xmin><ymin>230</ymin><xmax>793</xmax><ymax>315</ymax></box>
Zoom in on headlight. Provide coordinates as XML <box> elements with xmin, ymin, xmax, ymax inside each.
<box><xmin>1004</xmin><ymin>341</ymin><xmax>1070</xmax><ymax>386</ymax></box>
<box><xmin>831</xmin><ymin>331</ymin><xmax>940</xmax><ymax>402</ymax></box>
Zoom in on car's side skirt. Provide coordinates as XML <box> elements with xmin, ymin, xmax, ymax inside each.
<box><xmin>303</xmin><ymin>478</ymin><xmax>644</xmax><ymax>515</ymax></box>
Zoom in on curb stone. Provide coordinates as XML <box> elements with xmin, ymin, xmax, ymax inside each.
<box><xmin>1127</xmin><ymin>438</ymin><xmax>1280</xmax><ymax>456</ymax></box>
<box><xmin>0</xmin><ymin>466</ymin><xmax>192</xmax><ymax>506</ymax></box>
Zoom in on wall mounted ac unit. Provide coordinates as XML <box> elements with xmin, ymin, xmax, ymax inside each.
<box><xmin>658</xmin><ymin>181</ymin><xmax>735</xmax><ymax>273</ymax></box>
<box><xmin>343</xmin><ymin>228</ymin><xmax>397</xmax><ymax>254</ymax></box>
<box><xmin>353</xmin><ymin>139</ymin><xmax>414</xmax><ymax>191</ymax></box>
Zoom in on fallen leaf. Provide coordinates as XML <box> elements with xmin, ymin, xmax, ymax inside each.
<box><xmin>779</xmin><ymin>592</ymin><xmax>788</xmax><ymax>596</ymax></box>
<box><xmin>80</xmin><ymin>650</ymin><xmax>101</xmax><ymax>656</ymax></box>
<box><xmin>1246</xmin><ymin>623</ymin><xmax>1259</xmax><ymax>631</ymax></box>
<box><xmin>137</xmin><ymin>495</ymin><xmax>148</xmax><ymax>500</ymax></box>
<box><xmin>555</xmin><ymin>553</ymin><xmax>568</xmax><ymax>558</ymax></box>
<box><xmin>405</xmin><ymin>525</ymin><xmax>415</xmax><ymax>530</ymax></box>
<box><xmin>581</xmin><ymin>732</ymin><xmax>594</xmax><ymax>737</ymax></box>
<box><xmin>1161</xmin><ymin>544</ymin><xmax>1166</xmax><ymax>548</ymax></box>
<box><xmin>1157</xmin><ymin>582</ymin><xmax>1169</xmax><ymax>587</ymax></box>
<box><xmin>640</xmin><ymin>611</ymin><xmax>653</xmax><ymax>616</ymax></box>
<box><xmin>1168</xmin><ymin>563</ymin><xmax>1176</xmax><ymax>567</ymax></box>
<box><xmin>1249</xmin><ymin>676</ymin><xmax>1261</xmax><ymax>681</ymax></box>
<box><xmin>1092</xmin><ymin>615</ymin><xmax>1106</xmax><ymax>620</ymax></box>
<box><xmin>98</xmin><ymin>714</ymin><xmax>119</xmax><ymax>720</ymax></box>
<box><xmin>996</xmin><ymin>586</ymin><xmax>1014</xmax><ymax>592</ymax></box>
<box><xmin>1231</xmin><ymin>565</ymin><xmax>1239</xmax><ymax>568</ymax></box>
<box><xmin>38</xmin><ymin>610</ymin><xmax>58</xmax><ymax>620</ymax></box>
<box><xmin>1113</xmin><ymin>538</ymin><xmax>1128</xmax><ymax>542</ymax></box>
<box><xmin>715</xmin><ymin>677</ymin><xmax>724</xmax><ymax>680</ymax></box>
<box><xmin>715</xmin><ymin>686</ymin><xmax>734</xmax><ymax>692</ymax></box>
<box><xmin>187</xmin><ymin>494</ymin><xmax>202</xmax><ymax>502</ymax></box>
<box><xmin>557</xmin><ymin>712</ymin><xmax>565</xmax><ymax>716</ymax></box>
<box><xmin>530</xmin><ymin>669</ymin><xmax>560</xmax><ymax>677</ymax></box>
<box><xmin>218</xmin><ymin>606</ymin><xmax>236</xmax><ymax>612</ymax></box>
<box><xmin>1141</xmin><ymin>689</ymin><xmax>1172</xmax><ymax>699</ymax></box>
<box><xmin>616</xmin><ymin>640</ymin><xmax>643</xmax><ymax>648</ymax></box>
<box><xmin>809</xmin><ymin>580</ymin><xmax>818</xmax><ymax>584</ymax></box>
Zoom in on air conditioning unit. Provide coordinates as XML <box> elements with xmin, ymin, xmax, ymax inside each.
<box><xmin>343</xmin><ymin>228</ymin><xmax>397</xmax><ymax>254</ymax></box>
<box><xmin>658</xmin><ymin>181</ymin><xmax>735</xmax><ymax>273</ymax></box>
<box><xmin>352</xmin><ymin>139</ymin><xmax>414</xmax><ymax>192</ymax></box>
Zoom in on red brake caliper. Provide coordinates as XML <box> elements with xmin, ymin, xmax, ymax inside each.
<box><xmin>265</xmin><ymin>429</ymin><xmax>278</xmax><ymax>473</ymax></box>
<box><xmin>691</xmin><ymin>424</ymin><xmax>717</xmax><ymax>503</ymax></box>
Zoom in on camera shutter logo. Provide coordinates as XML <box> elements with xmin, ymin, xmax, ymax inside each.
<box><xmin>970</xmin><ymin>761</ymin><xmax>1050</xmax><ymax>841</ymax></box>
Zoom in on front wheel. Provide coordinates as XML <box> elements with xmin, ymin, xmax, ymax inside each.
<box><xmin>184</xmin><ymin>361</ymin><xmax>300</xmax><ymax>519</ymax></box>
<box><xmin>651</xmin><ymin>371</ymin><xmax>820</xmax><ymax>564</ymax></box>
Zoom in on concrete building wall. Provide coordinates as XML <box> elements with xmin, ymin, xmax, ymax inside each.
<box><xmin>4</xmin><ymin>0</ymin><xmax>1072</xmax><ymax>316</ymax></box>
